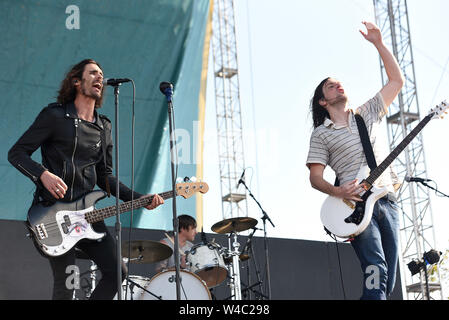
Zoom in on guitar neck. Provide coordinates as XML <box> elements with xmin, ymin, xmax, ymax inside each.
<box><xmin>365</xmin><ymin>113</ymin><xmax>432</xmax><ymax>186</ymax></box>
<box><xmin>85</xmin><ymin>190</ymin><xmax>174</xmax><ymax>224</ymax></box>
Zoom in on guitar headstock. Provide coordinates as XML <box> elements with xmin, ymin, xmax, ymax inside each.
<box><xmin>429</xmin><ymin>100</ymin><xmax>448</xmax><ymax>120</ymax></box>
<box><xmin>176</xmin><ymin>181</ymin><xmax>209</xmax><ymax>199</ymax></box>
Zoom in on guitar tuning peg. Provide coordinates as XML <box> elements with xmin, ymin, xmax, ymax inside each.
<box><xmin>190</xmin><ymin>176</ymin><xmax>197</xmax><ymax>182</ymax></box>
<box><xmin>183</xmin><ymin>176</ymin><xmax>190</xmax><ymax>182</ymax></box>
<box><xmin>176</xmin><ymin>177</ymin><xmax>183</xmax><ymax>183</ymax></box>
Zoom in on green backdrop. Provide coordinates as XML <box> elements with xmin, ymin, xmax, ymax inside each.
<box><xmin>0</xmin><ymin>0</ymin><xmax>211</xmax><ymax>231</ymax></box>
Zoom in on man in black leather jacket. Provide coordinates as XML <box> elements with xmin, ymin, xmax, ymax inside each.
<box><xmin>8</xmin><ymin>59</ymin><xmax>164</xmax><ymax>300</ymax></box>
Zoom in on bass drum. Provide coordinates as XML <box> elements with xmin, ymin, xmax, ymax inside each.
<box><xmin>144</xmin><ymin>269</ymin><xmax>211</xmax><ymax>300</ymax></box>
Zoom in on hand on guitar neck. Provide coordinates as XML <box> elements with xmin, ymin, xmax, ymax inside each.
<box><xmin>144</xmin><ymin>194</ymin><xmax>164</xmax><ymax>210</ymax></box>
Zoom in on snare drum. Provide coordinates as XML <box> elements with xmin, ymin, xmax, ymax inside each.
<box><xmin>186</xmin><ymin>242</ymin><xmax>228</xmax><ymax>288</ymax></box>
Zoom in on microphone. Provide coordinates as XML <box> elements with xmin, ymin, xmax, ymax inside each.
<box><xmin>159</xmin><ymin>82</ymin><xmax>174</xmax><ymax>101</ymax></box>
<box><xmin>405</xmin><ymin>176</ymin><xmax>432</xmax><ymax>183</ymax></box>
<box><xmin>236</xmin><ymin>168</ymin><xmax>246</xmax><ymax>188</ymax></box>
<box><xmin>102</xmin><ymin>78</ymin><xmax>131</xmax><ymax>86</ymax></box>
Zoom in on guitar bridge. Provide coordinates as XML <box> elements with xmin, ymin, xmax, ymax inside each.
<box><xmin>343</xmin><ymin>199</ymin><xmax>355</xmax><ymax>209</ymax></box>
<box><xmin>35</xmin><ymin>223</ymin><xmax>48</xmax><ymax>240</ymax></box>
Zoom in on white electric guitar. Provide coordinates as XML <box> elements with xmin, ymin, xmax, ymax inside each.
<box><xmin>320</xmin><ymin>101</ymin><xmax>448</xmax><ymax>239</ymax></box>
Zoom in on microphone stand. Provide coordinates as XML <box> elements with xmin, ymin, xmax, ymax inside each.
<box><xmin>238</xmin><ymin>178</ymin><xmax>274</xmax><ymax>299</ymax></box>
<box><xmin>242</xmin><ymin>227</ymin><xmax>266</xmax><ymax>300</ymax></box>
<box><xmin>160</xmin><ymin>83</ymin><xmax>181</xmax><ymax>300</ymax></box>
<box><xmin>112</xmin><ymin>83</ymin><xmax>123</xmax><ymax>300</ymax></box>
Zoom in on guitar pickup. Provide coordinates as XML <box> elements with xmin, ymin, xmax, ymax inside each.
<box><xmin>35</xmin><ymin>223</ymin><xmax>48</xmax><ymax>240</ymax></box>
<box><xmin>64</xmin><ymin>215</ymin><xmax>71</xmax><ymax>226</ymax></box>
<box><xmin>61</xmin><ymin>215</ymin><xmax>72</xmax><ymax>234</ymax></box>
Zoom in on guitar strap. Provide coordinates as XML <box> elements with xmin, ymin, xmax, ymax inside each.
<box><xmin>354</xmin><ymin>113</ymin><xmax>377</xmax><ymax>171</ymax></box>
<box><xmin>333</xmin><ymin>113</ymin><xmax>377</xmax><ymax>187</ymax></box>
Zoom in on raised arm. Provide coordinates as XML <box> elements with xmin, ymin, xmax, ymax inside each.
<box><xmin>360</xmin><ymin>21</ymin><xmax>404</xmax><ymax>109</ymax></box>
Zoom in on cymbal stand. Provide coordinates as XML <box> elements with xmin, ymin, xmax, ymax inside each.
<box><xmin>242</xmin><ymin>228</ymin><xmax>266</xmax><ymax>300</ymax></box>
<box><xmin>228</xmin><ymin>231</ymin><xmax>242</xmax><ymax>300</ymax></box>
<box><xmin>87</xmin><ymin>260</ymin><xmax>97</xmax><ymax>299</ymax></box>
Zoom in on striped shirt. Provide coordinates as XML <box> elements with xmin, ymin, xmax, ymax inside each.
<box><xmin>306</xmin><ymin>92</ymin><xmax>398</xmax><ymax>192</ymax></box>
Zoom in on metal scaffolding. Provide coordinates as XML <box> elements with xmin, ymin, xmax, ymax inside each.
<box><xmin>373</xmin><ymin>0</ymin><xmax>442</xmax><ymax>300</ymax></box>
<box><xmin>210</xmin><ymin>0</ymin><xmax>248</xmax><ymax>220</ymax></box>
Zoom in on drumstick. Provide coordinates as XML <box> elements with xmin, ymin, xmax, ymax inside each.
<box><xmin>164</xmin><ymin>232</ymin><xmax>185</xmax><ymax>256</ymax></box>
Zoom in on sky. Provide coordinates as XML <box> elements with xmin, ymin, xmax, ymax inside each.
<box><xmin>201</xmin><ymin>0</ymin><xmax>449</xmax><ymax>270</ymax></box>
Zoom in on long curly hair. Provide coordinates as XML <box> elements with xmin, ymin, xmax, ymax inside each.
<box><xmin>310</xmin><ymin>77</ymin><xmax>330</xmax><ymax>128</ymax></box>
<box><xmin>57</xmin><ymin>59</ymin><xmax>105</xmax><ymax>108</ymax></box>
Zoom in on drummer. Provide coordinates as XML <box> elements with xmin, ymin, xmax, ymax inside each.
<box><xmin>155</xmin><ymin>214</ymin><xmax>198</xmax><ymax>272</ymax></box>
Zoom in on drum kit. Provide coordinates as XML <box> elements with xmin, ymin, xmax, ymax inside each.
<box><xmin>78</xmin><ymin>216</ymin><xmax>260</xmax><ymax>300</ymax></box>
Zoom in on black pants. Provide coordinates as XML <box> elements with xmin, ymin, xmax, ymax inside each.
<box><xmin>43</xmin><ymin>221</ymin><xmax>127</xmax><ymax>300</ymax></box>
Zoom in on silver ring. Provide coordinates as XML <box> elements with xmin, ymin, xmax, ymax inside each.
<box><xmin>55</xmin><ymin>189</ymin><xmax>60</xmax><ymax>192</ymax></box>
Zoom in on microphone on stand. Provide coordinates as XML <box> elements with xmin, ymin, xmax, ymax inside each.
<box><xmin>405</xmin><ymin>176</ymin><xmax>433</xmax><ymax>183</ymax></box>
<box><xmin>102</xmin><ymin>78</ymin><xmax>131</xmax><ymax>86</ymax></box>
<box><xmin>160</xmin><ymin>82</ymin><xmax>174</xmax><ymax>102</ymax></box>
<box><xmin>236</xmin><ymin>169</ymin><xmax>246</xmax><ymax>188</ymax></box>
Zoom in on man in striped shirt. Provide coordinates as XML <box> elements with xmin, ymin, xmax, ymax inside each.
<box><xmin>306</xmin><ymin>22</ymin><xmax>404</xmax><ymax>300</ymax></box>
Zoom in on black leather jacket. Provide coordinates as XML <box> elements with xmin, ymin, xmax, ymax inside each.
<box><xmin>8</xmin><ymin>102</ymin><xmax>142</xmax><ymax>204</ymax></box>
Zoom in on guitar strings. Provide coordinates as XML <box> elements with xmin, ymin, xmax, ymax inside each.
<box><xmin>38</xmin><ymin>195</ymin><xmax>157</xmax><ymax>234</ymax></box>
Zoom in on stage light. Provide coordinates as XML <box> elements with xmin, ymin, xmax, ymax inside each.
<box><xmin>407</xmin><ymin>259</ymin><xmax>423</xmax><ymax>276</ymax></box>
<box><xmin>407</xmin><ymin>249</ymin><xmax>442</xmax><ymax>276</ymax></box>
<box><xmin>423</xmin><ymin>249</ymin><xmax>442</xmax><ymax>265</ymax></box>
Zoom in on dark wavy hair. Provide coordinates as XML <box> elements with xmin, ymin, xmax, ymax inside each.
<box><xmin>57</xmin><ymin>59</ymin><xmax>105</xmax><ymax>108</ymax></box>
<box><xmin>178</xmin><ymin>214</ymin><xmax>197</xmax><ymax>231</ymax></box>
<box><xmin>310</xmin><ymin>77</ymin><xmax>330</xmax><ymax>128</ymax></box>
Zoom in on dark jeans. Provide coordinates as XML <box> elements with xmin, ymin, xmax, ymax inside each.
<box><xmin>351</xmin><ymin>197</ymin><xmax>400</xmax><ymax>300</ymax></box>
<box><xmin>44</xmin><ymin>221</ymin><xmax>127</xmax><ymax>300</ymax></box>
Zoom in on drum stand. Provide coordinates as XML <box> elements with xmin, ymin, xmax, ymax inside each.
<box><xmin>125</xmin><ymin>278</ymin><xmax>162</xmax><ymax>300</ymax></box>
<box><xmin>228</xmin><ymin>232</ymin><xmax>242</xmax><ymax>300</ymax></box>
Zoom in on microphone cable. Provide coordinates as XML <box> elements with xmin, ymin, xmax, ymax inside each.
<box><xmin>325</xmin><ymin>228</ymin><xmax>347</xmax><ymax>300</ymax></box>
<box><xmin>124</xmin><ymin>79</ymin><xmax>136</xmax><ymax>300</ymax></box>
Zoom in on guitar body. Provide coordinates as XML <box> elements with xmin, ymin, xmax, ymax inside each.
<box><xmin>27</xmin><ymin>190</ymin><xmax>107</xmax><ymax>257</ymax></box>
<box><xmin>320</xmin><ymin>166</ymin><xmax>389</xmax><ymax>239</ymax></box>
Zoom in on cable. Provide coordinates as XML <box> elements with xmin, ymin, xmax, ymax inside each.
<box><xmin>124</xmin><ymin>79</ymin><xmax>136</xmax><ymax>300</ymax></box>
<box><xmin>325</xmin><ymin>229</ymin><xmax>347</xmax><ymax>300</ymax></box>
<box><xmin>430</xmin><ymin>54</ymin><xmax>449</xmax><ymax>107</ymax></box>
<box><xmin>245</xmin><ymin>0</ymin><xmax>261</xmax><ymax>198</ymax></box>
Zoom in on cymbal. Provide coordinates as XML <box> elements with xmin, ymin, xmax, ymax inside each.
<box><xmin>211</xmin><ymin>217</ymin><xmax>258</xmax><ymax>234</ymax></box>
<box><xmin>122</xmin><ymin>240</ymin><xmax>173</xmax><ymax>264</ymax></box>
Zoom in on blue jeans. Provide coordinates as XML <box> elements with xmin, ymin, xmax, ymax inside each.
<box><xmin>350</xmin><ymin>197</ymin><xmax>400</xmax><ymax>300</ymax></box>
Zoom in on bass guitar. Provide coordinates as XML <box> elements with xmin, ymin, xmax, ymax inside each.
<box><xmin>27</xmin><ymin>181</ymin><xmax>209</xmax><ymax>257</ymax></box>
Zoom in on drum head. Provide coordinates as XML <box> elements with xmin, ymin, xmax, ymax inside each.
<box><xmin>145</xmin><ymin>269</ymin><xmax>211</xmax><ymax>300</ymax></box>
